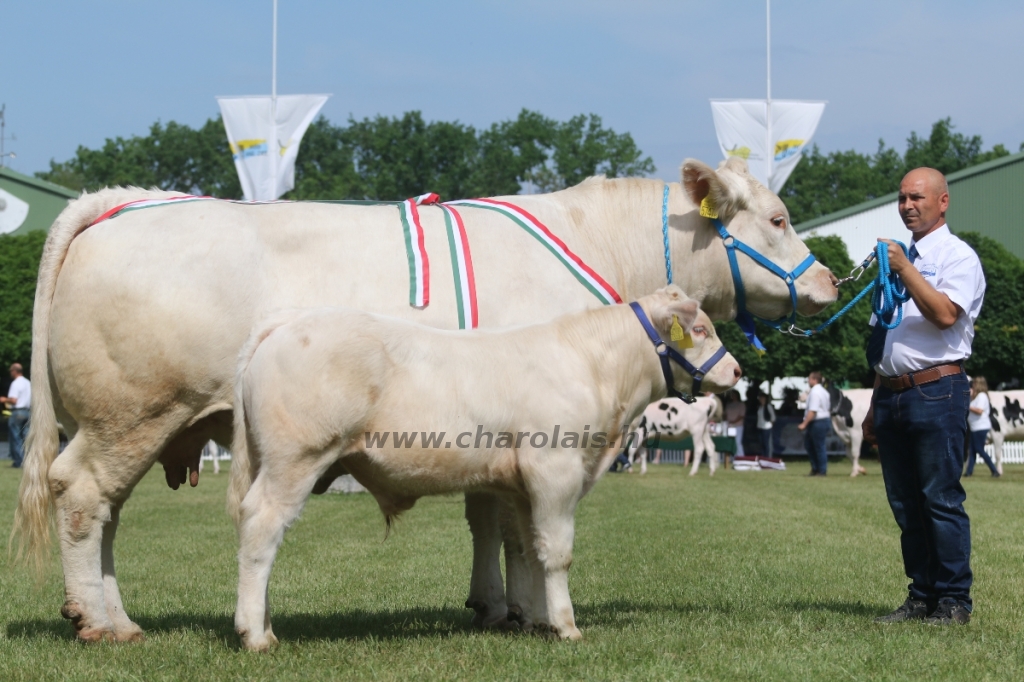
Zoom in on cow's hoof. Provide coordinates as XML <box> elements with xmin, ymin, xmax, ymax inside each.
<box><xmin>239</xmin><ymin>629</ymin><xmax>278</xmax><ymax>652</ymax></box>
<box><xmin>114</xmin><ymin>623</ymin><xmax>145</xmax><ymax>643</ymax></box>
<box><xmin>62</xmin><ymin>602</ymin><xmax>115</xmax><ymax>643</ymax></box>
<box><xmin>559</xmin><ymin>626</ymin><xmax>583</xmax><ymax>641</ymax></box>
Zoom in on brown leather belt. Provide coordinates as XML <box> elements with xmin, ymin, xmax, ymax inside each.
<box><xmin>878</xmin><ymin>363</ymin><xmax>963</xmax><ymax>392</ymax></box>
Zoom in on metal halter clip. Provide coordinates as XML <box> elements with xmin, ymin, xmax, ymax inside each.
<box><xmin>834</xmin><ymin>252</ymin><xmax>877</xmax><ymax>288</ymax></box>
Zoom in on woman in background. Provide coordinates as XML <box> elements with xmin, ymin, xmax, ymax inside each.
<box><xmin>966</xmin><ymin>376</ymin><xmax>1000</xmax><ymax>477</ymax></box>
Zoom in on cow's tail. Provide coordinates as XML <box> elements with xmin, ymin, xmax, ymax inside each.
<box><xmin>12</xmin><ymin>187</ymin><xmax>180</xmax><ymax>574</ymax></box>
<box><xmin>227</xmin><ymin>309</ymin><xmax>303</xmax><ymax>527</ymax></box>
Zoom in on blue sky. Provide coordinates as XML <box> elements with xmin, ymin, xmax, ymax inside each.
<box><xmin>3</xmin><ymin>1</ymin><xmax>1024</xmax><ymax>185</ymax></box>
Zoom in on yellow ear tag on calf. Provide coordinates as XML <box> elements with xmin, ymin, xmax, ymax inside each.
<box><xmin>671</xmin><ymin>315</ymin><xmax>693</xmax><ymax>348</ymax></box>
<box><xmin>699</xmin><ymin>195</ymin><xmax>719</xmax><ymax>219</ymax></box>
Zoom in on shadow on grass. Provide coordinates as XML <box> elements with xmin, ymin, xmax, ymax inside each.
<box><xmin>785</xmin><ymin>600</ymin><xmax>881</xmax><ymax>617</ymax></box>
<box><xmin>6</xmin><ymin>599</ymin><xmax>733</xmax><ymax>644</ymax></box>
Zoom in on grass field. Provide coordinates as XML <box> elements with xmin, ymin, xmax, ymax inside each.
<box><xmin>0</xmin><ymin>460</ymin><xmax>1021</xmax><ymax>681</ymax></box>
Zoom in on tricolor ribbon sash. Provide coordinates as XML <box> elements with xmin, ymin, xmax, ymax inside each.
<box><xmin>446</xmin><ymin>198</ymin><xmax>621</xmax><ymax>305</ymax></box>
<box><xmin>90</xmin><ymin>195</ymin><xmax>216</xmax><ymax>226</ymax></box>
<box><xmin>398</xmin><ymin>193</ymin><xmax>440</xmax><ymax>308</ymax></box>
<box><xmin>440</xmin><ymin>204</ymin><xmax>479</xmax><ymax>329</ymax></box>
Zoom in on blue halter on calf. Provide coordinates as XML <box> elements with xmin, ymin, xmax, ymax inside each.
<box><xmin>630</xmin><ymin>302</ymin><xmax>729</xmax><ymax>403</ymax></box>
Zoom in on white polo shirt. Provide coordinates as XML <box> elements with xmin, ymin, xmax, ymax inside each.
<box><xmin>7</xmin><ymin>375</ymin><xmax>31</xmax><ymax>409</ymax></box>
<box><xmin>805</xmin><ymin>383</ymin><xmax>831</xmax><ymax>421</ymax></box>
<box><xmin>872</xmin><ymin>224</ymin><xmax>986</xmax><ymax>377</ymax></box>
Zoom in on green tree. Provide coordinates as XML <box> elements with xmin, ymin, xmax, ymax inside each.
<box><xmin>958</xmin><ymin>232</ymin><xmax>1024</xmax><ymax>384</ymax></box>
<box><xmin>0</xmin><ymin>231</ymin><xmax>46</xmax><ymax>378</ymax></box>
<box><xmin>37</xmin><ymin>109</ymin><xmax>654</xmax><ymax>202</ymax></box>
<box><xmin>38</xmin><ymin>118</ymin><xmax>241</xmax><ymax>197</ymax></box>
<box><xmin>783</xmin><ymin>118</ymin><xmax>1015</xmax><ymax>224</ymax></box>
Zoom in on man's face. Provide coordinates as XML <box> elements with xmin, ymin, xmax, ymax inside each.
<box><xmin>807</xmin><ymin>375</ymin><xmax>817</xmax><ymax>386</ymax></box>
<box><xmin>898</xmin><ymin>173</ymin><xmax>949</xmax><ymax>235</ymax></box>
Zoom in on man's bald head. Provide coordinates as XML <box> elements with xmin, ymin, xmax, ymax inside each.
<box><xmin>8</xmin><ymin>363</ymin><xmax>22</xmax><ymax>377</ymax></box>
<box><xmin>898</xmin><ymin>167</ymin><xmax>949</xmax><ymax>237</ymax></box>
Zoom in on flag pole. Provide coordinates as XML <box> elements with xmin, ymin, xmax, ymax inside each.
<box><xmin>271</xmin><ymin>0</ymin><xmax>278</xmax><ymax>197</ymax></box>
<box><xmin>765</xmin><ymin>0</ymin><xmax>772</xmax><ymax>187</ymax></box>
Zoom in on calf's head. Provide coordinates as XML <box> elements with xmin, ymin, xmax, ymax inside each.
<box><xmin>638</xmin><ymin>285</ymin><xmax>741</xmax><ymax>396</ymax></box>
<box><xmin>681</xmin><ymin>157</ymin><xmax>838</xmax><ymax>322</ymax></box>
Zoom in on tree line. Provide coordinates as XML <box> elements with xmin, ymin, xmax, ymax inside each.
<box><xmin>36</xmin><ymin>109</ymin><xmax>655</xmax><ymax>202</ymax></box>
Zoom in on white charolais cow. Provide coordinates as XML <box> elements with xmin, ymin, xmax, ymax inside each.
<box><xmin>228</xmin><ymin>287</ymin><xmax>739</xmax><ymax>648</ymax></box>
<box><xmin>626</xmin><ymin>396</ymin><xmax>721</xmax><ymax>475</ymax></box>
<box><xmin>15</xmin><ymin>157</ymin><xmax>837</xmax><ymax>642</ymax></box>
<box><xmin>826</xmin><ymin>387</ymin><xmax>873</xmax><ymax>477</ymax></box>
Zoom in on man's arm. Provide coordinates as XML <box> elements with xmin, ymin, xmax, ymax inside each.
<box><xmin>880</xmin><ymin>239</ymin><xmax>961</xmax><ymax>329</ymax></box>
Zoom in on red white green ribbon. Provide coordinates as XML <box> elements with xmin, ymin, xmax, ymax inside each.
<box><xmin>90</xmin><ymin>195</ymin><xmax>216</xmax><ymax>225</ymax></box>
<box><xmin>398</xmin><ymin>193</ymin><xmax>439</xmax><ymax>308</ymax></box>
<box><xmin>446</xmin><ymin>198</ymin><xmax>621</xmax><ymax>305</ymax></box>
<box><xmin>440</xmin><ymin>204</ymin><xmax>478</xmax><ymax>329</ymax></box>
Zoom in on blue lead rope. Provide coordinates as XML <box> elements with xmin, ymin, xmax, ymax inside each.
<box><xmin>791</xmin><ymin>241</ymin><xmax>911</xmax><ymax>337</ymax></box>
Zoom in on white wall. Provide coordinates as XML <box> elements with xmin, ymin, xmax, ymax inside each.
<box><xmin>799</xmin><ymin>200</ymin><xmax>911</xmax><ymax>263</ymax></box>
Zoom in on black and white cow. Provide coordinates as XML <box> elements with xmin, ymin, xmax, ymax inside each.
<box><xmin>626</xmin><ymin>396</ymin><xmax>722</xmax><ymax>476</ymax></box>
<box><xmin>824</xmin><ymin>385</ymin><xmax>872</xmax><ymax>477</ymax></box>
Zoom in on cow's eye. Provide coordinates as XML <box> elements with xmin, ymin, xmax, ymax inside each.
<box><xmin>692</xmin><ymin>326</ymin><xmax>707</xmax><ymax>336</ymax></box>
<box><xmin>770</xmin><ymin>215</ymin><xmax>787</xmax><ymax>229</ymax></box>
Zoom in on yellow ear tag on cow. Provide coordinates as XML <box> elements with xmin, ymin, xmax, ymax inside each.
<box><xmin>699</xmin><ymin>195</ymin><xmax>719</xmax><ymax>219</ymax></box>
<box><xmin>670</xmin><ymin>315</ymin><xmax>693</xmax><ymax>347</ymax></box>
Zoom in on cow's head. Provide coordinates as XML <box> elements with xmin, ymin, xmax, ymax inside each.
<box><xmin>681</xmin><ymin>157</ymin><xmax>838</xmax><ymax>322</ymax></box>
<box><xmin>639</xmin><ymin>285</ymin><xmax>741</xmax><ymax>395</ymax></box>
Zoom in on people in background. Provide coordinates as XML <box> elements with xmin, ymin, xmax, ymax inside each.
<box><xmin>756</xmin><ymin>390</ymin><xmax>776</xmax><ymax>457</ymax></box>
<box><xmin>798</xmin><ymin>371</ymin><xmax>831</xmax><ymax>476</ymax></box>
<box><xmin>966</xmin><ymin>376</ymin><xmax>999</xmax><ymax>477</ymax></box>
<box><xmin>724</xmin><ymin>390</ymin><xmax>746</xmax><ymax>459</ymax></box>
<box><xmin>2</xmin><ymin>363</ymin><xmax>31</xmax><ymax>468</ymax></box>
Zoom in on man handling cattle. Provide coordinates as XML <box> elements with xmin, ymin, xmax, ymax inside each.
<box><xmin>863</xmin><ymin>167</ymin><xmax>986</xmax><ymax>626</ymax></box>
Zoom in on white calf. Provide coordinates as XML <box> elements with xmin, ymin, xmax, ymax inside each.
<box><xmin>227</xmin><ymin>286</ymin><xmax>739</xmax><ymax>649</ymax></box>
<box><xmin>626</xmin><ymin>396</ymin><xmax>721</xmax><ymax>476</ymax></box>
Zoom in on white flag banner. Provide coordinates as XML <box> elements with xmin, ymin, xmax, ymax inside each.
<box><xmin>710</xmin><ymin>99</ymin><xmax>825</xmax><ymax>193</ymax></box>
<box><xmin>217</xmin><ymin>94</ymin><xmax>329</xmax><ymax>201</ymax></box>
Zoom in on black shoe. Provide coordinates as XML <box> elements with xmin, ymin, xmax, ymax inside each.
<box><xmin>924</xmin><ymin>598</ymin><xmax>971</xmax><ymax>625</ymax></box>
<box><xmin>873</xmin><ymin>597</ymin><xmax>928</xmax><ymax>623</ymax></box>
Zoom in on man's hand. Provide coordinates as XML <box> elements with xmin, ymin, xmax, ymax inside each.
<box><xmin>879</xmin><ymin>239</ymin><xmax>912</xmax><ymax>275</ymax></box>
<box><xmin>797</xmin><ymin>422</ymin><xmax>807</xmax><ymax>431</ymax></box>
<box><xmin>876</xmin><ymin>238</ymin><xmax>960</xmax><ymax>329</ymax></box>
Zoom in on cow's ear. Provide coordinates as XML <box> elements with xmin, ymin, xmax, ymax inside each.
<box><xmin>681</xmin><ymin>159</ymin><xmax>745</xmax><ymax>220</ymax></box>
<box><xmin>650</xmin><ymin>287</ymin><xmax>699</xmax><ymax>336</ymax></box>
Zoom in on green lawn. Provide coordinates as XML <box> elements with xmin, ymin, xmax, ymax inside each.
<box><xmin>0</xmin><ymin>460</ymin><xmax>1021</xmax><ymax>681</ymax></box>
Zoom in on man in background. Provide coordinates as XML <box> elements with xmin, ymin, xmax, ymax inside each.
<box><xmin>2</xmin><ymin>363</ymin><xmax>31</xmax><ymax>468</ymax></box>
<box><xmin>798</xmin><ymin>371</ymin><xmax>830</xmax><ymax>476</ymax></box>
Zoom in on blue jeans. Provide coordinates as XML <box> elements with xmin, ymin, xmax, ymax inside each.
<box><xmin>758</xmin><ymin>428</ymin><xmax>773</xmax><ymax>457</ymax></box>
<box><xmin>805</xmin><ymin>419</ymin><xmax>830</xmax><ymax>474</ymax></box>
<box><xmin>873</xmin><ymin>372</ymin><xmax>972</xmax><ymax>608</ymax></box>
<box><xmin>8</xmin><ymin>408</ymin><xmax>29</xmax><ymax>467</ymax></box>
<box><xmin>965</xmin><ymin>429</ymin><xmax>997</xmax><ymax>476</ymax></box>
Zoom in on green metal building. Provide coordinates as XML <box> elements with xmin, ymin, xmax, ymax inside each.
<box><xmin>796</xmin><ymin>151</ymin><xmax>1024</xmax><ymax>260</ymax></box>
<box><xmin>0</xmin><ymin>166</ymin><xmax>77</xmax><ymax>236</ymax></box>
